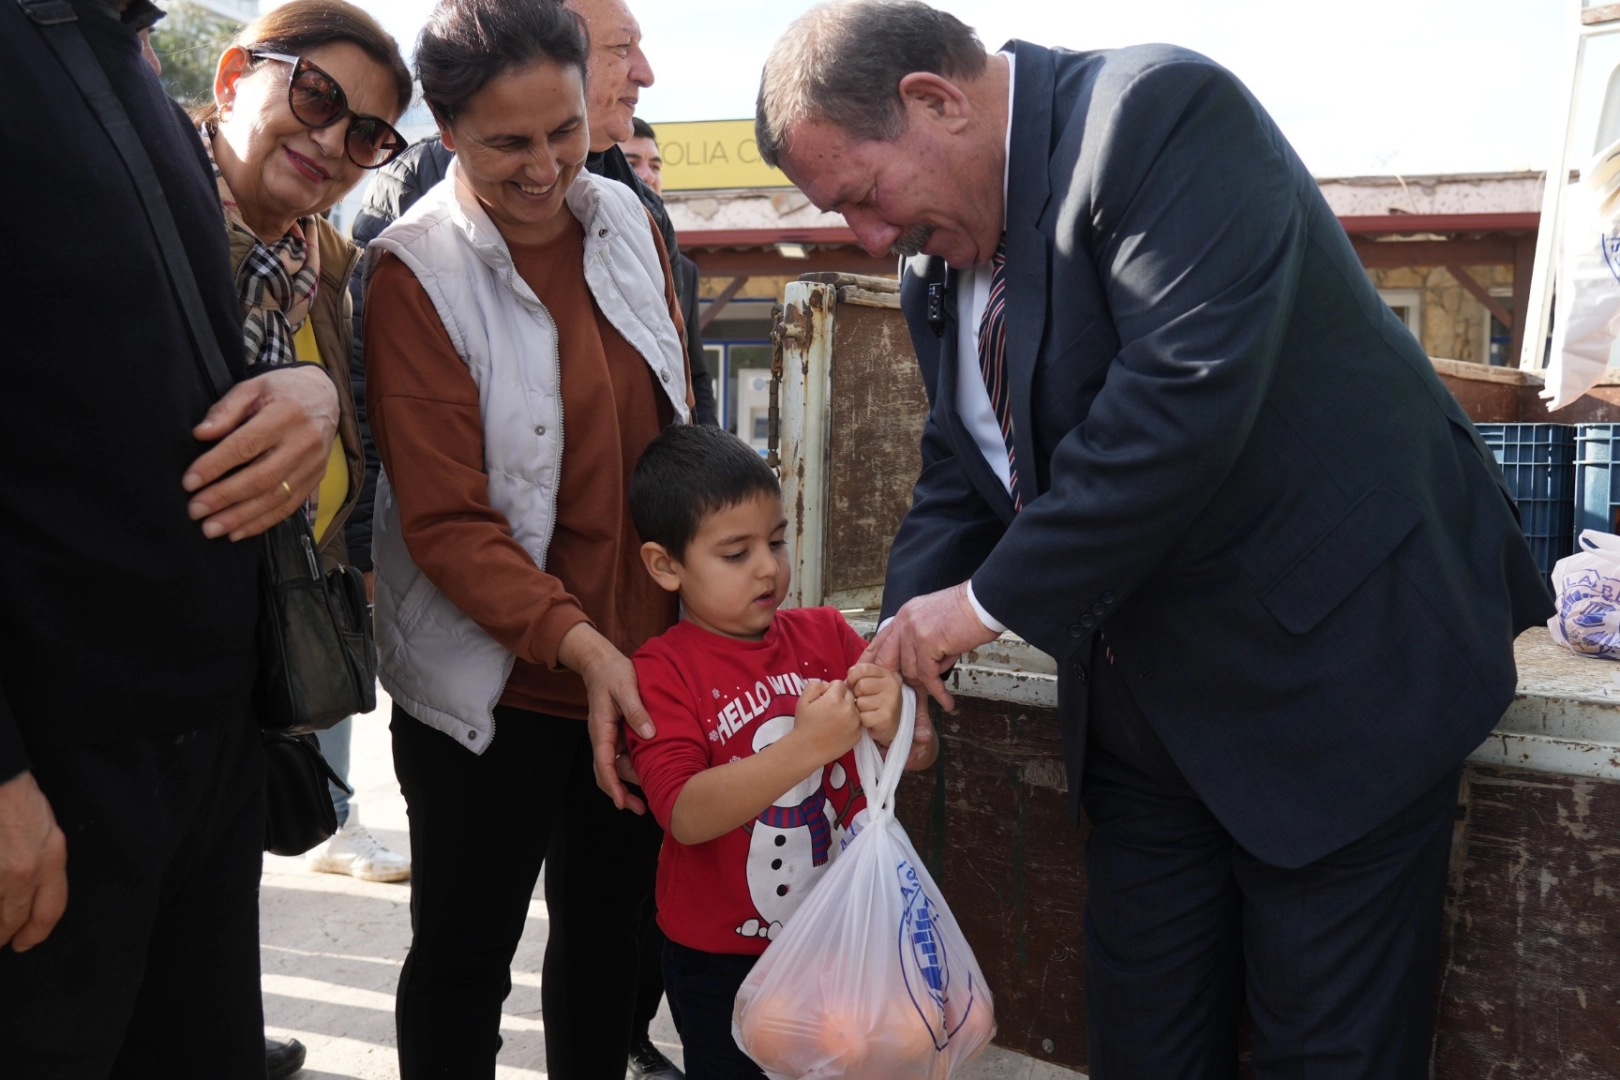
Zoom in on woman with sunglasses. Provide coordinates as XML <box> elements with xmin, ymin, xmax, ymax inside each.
<box><xmin>200</xmin><ymin>0</ymin><xmax>411</xmax><ymax>572</ymax></box>
<box><xmin>199</xmin><ymin>7</ymin><xmax>411</xmax><ymax>1075</ymax></box>
<box><xmin>365</xmin><ymin>0</ymin><xmax>691</xmax><ymax>1075</ymax></box>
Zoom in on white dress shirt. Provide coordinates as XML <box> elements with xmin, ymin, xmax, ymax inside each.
<box><xmin>956</xmin><ymin>51</ymin><xmax>1016</xmax><ymax>634</ymax></box>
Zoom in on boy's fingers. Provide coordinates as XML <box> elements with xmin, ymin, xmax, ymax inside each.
<box><xmin>800</xmin><ymin>679</ymin><xmax>829</xmax><ymax>703</ymax></box>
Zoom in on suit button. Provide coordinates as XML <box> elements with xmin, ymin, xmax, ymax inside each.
<box><xmin>1068</xmin><ymin>624</ymin><xmax>1085</xmax><ymax>638</ymax></box>
<box><xmin>1101</xmin><ymin>592</ymin><xmax>1115</xmax><ymax>605</ymax></box>
<box><xmin>1090</xmin><ymin>603</ymin><xmax>1106</xmax><ymax>617</ymax></box>
<box><xmin>1080</xmin><ymin>614</ymin><xmax>1096</xmax><ymax>629</ymax></box>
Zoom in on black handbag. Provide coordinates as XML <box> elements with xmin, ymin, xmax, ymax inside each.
<box><xmin>257</xmin><ymin>517</ymin><xmax>378</xmax><ymax>734</ymax></box>
<box><xmin>262</xmin><ymin>731</ymin><xmax>352</xmax><ymax>857</ymax></box>
<box><xmin>26</xmin><ymin>0</ymin><xmax>369</xmax><ymax>850</ymax></box>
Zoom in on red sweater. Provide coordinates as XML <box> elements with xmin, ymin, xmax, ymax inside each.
<box><xmin>628</xmin><ymin>608</ymin><xmax>870</xmax><ymax>955</ymax></box>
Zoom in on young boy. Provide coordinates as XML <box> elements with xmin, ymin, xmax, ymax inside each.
<box><xmin>626</xmin><ymin>424</ymin><xmax>937</xmax><ymax>1079</ymax></box>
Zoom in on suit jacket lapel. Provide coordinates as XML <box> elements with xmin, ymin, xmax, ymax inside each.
<box><xmin>1002</xmin><ymin>40</ymin><xmax>1056</xmax><ymax>507</ymax></box>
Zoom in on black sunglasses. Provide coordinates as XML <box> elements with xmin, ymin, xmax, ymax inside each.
<box><xmin>251</xmin><ymin>51</ymin><xmax>406</xmax><ymax>171</ymax></box>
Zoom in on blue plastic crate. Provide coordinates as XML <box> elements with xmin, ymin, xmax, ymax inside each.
<box><xmin>1478</xmin><ymin>423</ymin><xmax>1576</xmax><ymax>576</ymax></box>
<box><xmin>1574</xmin><ymin>422</ymin><xmax>1620</xmax><ymax>546</ymax></box>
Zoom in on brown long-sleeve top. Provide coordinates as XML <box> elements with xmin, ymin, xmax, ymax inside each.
<box><xmin>367</xmin><ymin>212</ymin><xmax>690</xmax><ymax>720</ymax></box>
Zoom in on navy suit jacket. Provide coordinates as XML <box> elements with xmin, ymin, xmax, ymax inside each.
<box><xmin>882</xmin><ymin>41</ymin><xmax>1552</xmax><ymax>868</ymax></box>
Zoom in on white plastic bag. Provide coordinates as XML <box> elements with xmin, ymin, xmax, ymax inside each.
<box><xmin>1549</xmin><ymin>529</ymin><xmax>1620</xmax><ymax>658</ymax></box>
<box><xmin>732</xmin><ymin>689</ymin><xmax>995</xmax><ymax>1080</ymax></box>
<box><xmin>1544</xmin><ymin>136</ymin><xmax>1620</xmax><ymax>411</ymax></box>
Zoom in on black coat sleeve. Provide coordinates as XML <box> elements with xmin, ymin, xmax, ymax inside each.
<box><xmin>677</xmin><ymin>256</ymin><xmax>718</xmax><ymax>425</ymax></box>
<box><xmin>344</xmin><ymin>137</ymin><xmax>453</xmax><ymax>568</ymax></box>
<box><xmin>880</xmin><ymin>260</ymin><xmax>1007</xmax><ymax>619</ymax></box>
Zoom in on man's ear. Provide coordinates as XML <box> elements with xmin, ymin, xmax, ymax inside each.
<box><xmin>213</xmin><ymin>46</ymin><xmax>251</xmax><ymax>118</ymax></box>
<box><xmin>897</xmin><ymin>71</ymin><xmax>972</xmax><ymax>134</ymax></box>
<box><xmin>437</xmin><ymin>114</ymin><xmax>458</xmax><ymax>154</ymax></box>
<box><xmin>640</xmin><ymin>542</ymin><xmax>684</xmax><ymax>593</ymax></box>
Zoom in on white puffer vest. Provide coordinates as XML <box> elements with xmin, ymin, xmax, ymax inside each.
<box><xmin>370</xmin><ymin>162</ymin><xmax>689</xmax><ymax>752</ymax></box>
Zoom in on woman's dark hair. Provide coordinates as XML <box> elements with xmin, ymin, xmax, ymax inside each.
<box><xmin>196</xmin><ymin>0</ymin><xmax>412</xmax><ymax>126</ymax></box>
<box><xmin>416</xmin><ymin>0</ymin><xmax>589</xmax><ymax>126</ymax></box>
<box><xmin>630</xmin><ymin>425</ymin><xmax>782</xmax><ymax>560</ymax></box>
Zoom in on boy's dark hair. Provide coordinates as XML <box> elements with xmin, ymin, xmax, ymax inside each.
<box><xmin>631</xmin><ymin>424</ymin><xmax>781</xmax><ymax>560</ymax></box>
<box><xmin>631</xmin><ymin>116</ymin><xmax>657</xmax><ymax>142</ymax></box>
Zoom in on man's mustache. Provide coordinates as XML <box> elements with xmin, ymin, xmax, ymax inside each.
<box><xmin>890</xmin><ymin>224</ymin><xmax>935</xmax><ymax>258</ymax></box>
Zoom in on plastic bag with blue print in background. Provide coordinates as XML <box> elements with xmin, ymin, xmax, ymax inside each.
<box><xmin>1549</xmin><ymin>529</ymin><xmax>1620</xmax><ymax>658</ymax></box>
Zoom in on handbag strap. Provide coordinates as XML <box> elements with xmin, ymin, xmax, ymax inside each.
<box><xmin>20</xmin><ymin>0</ymin><xmax>234</xmax><ymax>402</ymax></box>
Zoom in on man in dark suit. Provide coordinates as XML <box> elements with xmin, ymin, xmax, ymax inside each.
<box><xmin>756</xmin><ymin>2</ymin><xmax>1552</xmax><ymax>1076</ymax></box>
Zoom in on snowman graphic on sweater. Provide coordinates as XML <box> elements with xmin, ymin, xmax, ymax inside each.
<box><xmin>735</xmin><ymin>711</ymin><xmax>863</xmax><ymax>941</ymax></box>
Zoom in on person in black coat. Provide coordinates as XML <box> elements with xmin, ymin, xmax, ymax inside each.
<box><xmin>0</xmin><ymin>0</ymin><xmax>343</xmax><ymax>1072</ymax></box>
<box><xmin>752</xmin><ymin>3</ymin><xmax>1552</xmax><ymax>1077</ymax></box>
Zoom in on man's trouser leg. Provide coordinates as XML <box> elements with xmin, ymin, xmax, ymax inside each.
<box><xmin>1081</xmin><ymin>648</ymin><xmax>1456</xmax><ymax>1080</ymax></box>
<box><xmin>0</xmin><ymin>712</ymin><xmax>267</xmax><ymax>1080</ymax></box>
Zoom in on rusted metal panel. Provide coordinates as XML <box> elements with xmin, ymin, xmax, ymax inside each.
<box><xmin>822</xmin><ymin>290</ymin><xmax>927</xmax><ymax>610</ymax></box>
<box><xmin>1434</xmin><ymin>766</ymin><xmax>1620</xmax><ymax>1079</ymax></box>
<box><xmin>893</xmin><ymin>697</ymin><xmax>1092</xmax><ymax>1072</ymax></box>
<box><xmin>1437</xmin><ymin>370</ymin><xmax>1524</xmax><ymax>422</ymax></box>
<box><xmin>778</xmin><ymin>282</ymin><xmax>835</xmax><ymax>610</ymax></box>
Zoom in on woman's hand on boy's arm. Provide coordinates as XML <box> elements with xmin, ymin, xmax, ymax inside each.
<box><xmin>668</xmin><ymin>680</ymin><xmax>859</xmax><ymax>846</ymax></box>
<box><xmin>564</xmin><ymin>623</ymin><xmax>655</xmax><ymax>815</ymax></box>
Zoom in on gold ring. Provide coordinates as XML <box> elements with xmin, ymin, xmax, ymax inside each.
<box><xmin>281</xmin><ymin>480</ymin><xmax>293</xmax><ymax>498</ymax></box>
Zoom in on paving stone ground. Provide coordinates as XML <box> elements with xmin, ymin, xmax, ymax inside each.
<box><xmin>260</xmin><ymin>694</ymin><xmax>1085</xmax><ymax>1080</ymax></box>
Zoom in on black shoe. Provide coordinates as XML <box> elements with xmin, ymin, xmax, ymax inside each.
<box><xmin>266</xmin><ymin>1036</ymin><xmax>306</xmax><ymax>1079</ymax></box>
<box><xmin>626</xmin><ymin>1034</ymin><xmax>684</xmax><ymax>1080</ymax></box>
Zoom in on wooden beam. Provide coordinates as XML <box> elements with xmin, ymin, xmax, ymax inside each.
<box><xmin>698</xmin><ymin>276</ymin><xmax>749</xmax><ymax>332</ymax></box>
<box><xmin>1351</xmin><ymin>236</ymin><xmax>1519</xmax><ymax>269</ymax></box>
<box><xmin>1510</xmin><ymin>234</ymin><xmax>1536</xmax><ymax>369</ymax></box>
<box><xmin>1338</xmin><ymin>212</ymin><xmax>1540</xmax><ymax>236</ymax></box>
<box><xmin>1446</xmin><ymin>266</ymin><xmax>1515</xmax><ymax>330</ymax></box>
<box><xmin>685</xmin><ymin>246</ymin><xmax>897</xmax><ymax>278</ymax></box>
<box><xmin>1585</xmin><ymin>2</ymin><xmax>1620</xmax><ymax>24</ymax></box>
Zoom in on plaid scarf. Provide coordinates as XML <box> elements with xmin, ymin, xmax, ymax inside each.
<box><xmin>199</xmin><ymin>125</ymin><xmax>320</xmax><ymax>369</ymax></box>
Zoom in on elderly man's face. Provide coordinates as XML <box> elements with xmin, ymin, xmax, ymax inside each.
<box><xmin>776</xmin><ymin>116</ymin><xmax>1001</xmax><ymax>269</ymax></box>
<box><xmin>564</xmin><ymin>0</ymin><xmax>654</xmax><ymax>152</ymax></box>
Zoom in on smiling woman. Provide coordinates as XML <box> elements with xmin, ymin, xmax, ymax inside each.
<box><xmin>362</xmin><ymin>0</ymin><xmax>695</xmax><ymax>1075</ymax></box>
<box><xmin>198</xmin><ymin>0</ymin><xmax>411</xmax><ymax>565</ymax></box>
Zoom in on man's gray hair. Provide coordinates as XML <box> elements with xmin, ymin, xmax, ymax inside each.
<box><xmin>755</xmin><ymin>0</ymin><xmax>986</xmax><ymax>168</ymax></box>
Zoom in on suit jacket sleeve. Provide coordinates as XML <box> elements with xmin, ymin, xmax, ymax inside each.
<box><xmin>881</xmin><ymin>267</ymin><xmax>1007</xmax><ymax>619</ymax></box>
<box><xmin>972</xmin><ymin>58</ymin><xmax>1308</xmax><ymax>663</ymax></box>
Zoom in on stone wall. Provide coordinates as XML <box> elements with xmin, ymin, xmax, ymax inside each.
<box><xmin>1368</xmin><ymin>264</ymin><xmax>1515</xmax><ymax>364</ymax></box>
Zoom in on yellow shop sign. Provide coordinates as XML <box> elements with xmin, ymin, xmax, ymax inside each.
<box><xmin>650</xmin><ymin>120</ymin><xmax>793</xmax><ymax>192</ymax></box>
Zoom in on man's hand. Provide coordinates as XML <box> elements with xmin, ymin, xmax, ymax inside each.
<box><xmin>183</xmin><ymin>365</ymin><xmax>340</xmax><ymax>542</ymax></box>
<box><xmin>862</xmin><ymin>581</ymin><xmax>1000</xmax><ymax>712</ymax></box>
<box><xmin>561</xmin><ymin>623</ymin><xmax>655</xmax><ymax>814</ymax></box>
<box><xmin>0</xmin><ymin>771</ymin><xmax>67</xmax><ymax>952</ymax></box>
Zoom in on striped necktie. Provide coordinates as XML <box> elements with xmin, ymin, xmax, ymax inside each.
<box><xmin>977</xmin><ymin>238</ymin><xmax>1022</xmax><ymax>511</ymax></box>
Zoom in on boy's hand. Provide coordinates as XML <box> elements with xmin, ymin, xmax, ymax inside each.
<box><xmin>793</xmin><ymin>679</ymin><xmax>861</xmax><ymax>763</ymax></box>
<box><xmin>848</xmin><ymin>662</ymin><xmax>903</xmax><ymax>746</ymax></box>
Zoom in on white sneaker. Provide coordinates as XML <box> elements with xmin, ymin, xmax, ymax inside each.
<box><xmin>307</xmin><ymin>803</ymin><xmax>411</xmax><ymax>883</ymax></box>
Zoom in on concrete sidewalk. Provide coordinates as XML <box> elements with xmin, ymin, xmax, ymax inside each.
<box><xmin>260</xmin><ymin>695</ymin><xmax>1085</xmax><ymax>1080</ymax></box>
